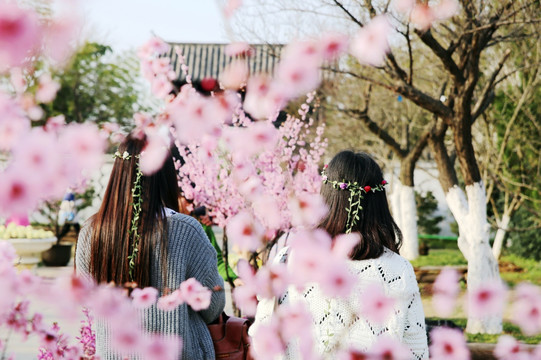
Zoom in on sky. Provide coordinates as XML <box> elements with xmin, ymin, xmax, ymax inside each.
<box><xmin>82</xmin><ymin>0</ymin><xmax>231</xmax><ymax>52</ymax></box>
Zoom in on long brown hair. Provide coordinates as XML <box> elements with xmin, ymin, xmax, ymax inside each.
<box><xmin>319</xmin><ymin>150</ymin><xmax>402</xmax><ymax>260</ymax></box>
<box><xmin>89</xmin><ymin>135</ymin><xmax>180</xmax><ymax>288</ymax></box>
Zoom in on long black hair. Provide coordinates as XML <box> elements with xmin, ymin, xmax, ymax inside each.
<box><xmin>89</xmin><ymin>134</ymin><xmax>180</xmax><ymax>288</ymax></box>
<box><xmin>319</xmin><ymin>150</ymin><xmax>402</xmax><ymax>260</ymax></box>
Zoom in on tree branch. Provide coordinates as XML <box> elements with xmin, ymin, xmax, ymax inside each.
<box><xmin>332</xmin><ymin>0</ymin><xmax>364</xmax><ymax>27</ymax></box>
<box><xmin>325</xmin><ymin>67</ymin><xmax>453</xmax><ymax>120</ymax></box>
<box><xmin>472</xmin><ymin>49</ymin><xmax>512</xmax><ymax>122</ymax></box>
<box><xmin>414</xmin><ymin>29</ymin><xmax>465</xmax><ymax>84</ymax></box>
<box><xmin>343</xmin><ymin>108</ymin><xmax>407</xmax><ymax>158</ymax></box>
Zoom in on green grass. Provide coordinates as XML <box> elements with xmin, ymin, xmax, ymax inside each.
<box><xmin>499</xmin><ymin>254</ymin><xmax>541</xmax><ymax>287</ymax></box>
<box><xmin>427</xmin><ymin>317</ymin><xmax>541</xmax><ymax>344</ymax></box>
<box><xmin>411</xmin><ymin>249</ymin><xmax>467</xmax><ymax>267</ymax></box>
<box><xmin>411</xmin><ymin>249</ymin><xmax>541</xmax><ymax>287</ymax></box>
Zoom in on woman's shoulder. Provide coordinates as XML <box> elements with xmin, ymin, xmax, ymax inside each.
<box><xmin>166</xmin><ymin>213</ymin><xmax>213</xmax><ymax>249</ymax></box>
<box><xmin>349</xmin><ymin>248</ymin><xmax>417</xmax><ymax>288</ymax></box>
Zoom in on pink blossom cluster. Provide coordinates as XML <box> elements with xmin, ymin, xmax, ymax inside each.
<box><xmin>0</xmin><ymin>240</ymin><xmax>217</xmax><ymax>359</ymax></box>
<box><xmin>175</xmin><ymin>91</ymin><xmax>328</xmax><ymax>248</ymax></box>
<box><xmin>138</xmin><ymin>37</ymin><xmax>176</xmax><ymax>99</ymax></box>
<box><xmin>0</xmin><ymin>0</ymin><xmax>79</xmax><ymax>71</ymax></box>
<box><xmin>0</xmin><ymin>2</ymin><xmax>110</xmax><ymax>219</ymax></box>
<box><xmin>393</xmin><ymin>0</ymin><xmax>459</xmax><ymax>31</ymax></box>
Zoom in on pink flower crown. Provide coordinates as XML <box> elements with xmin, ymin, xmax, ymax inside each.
<box><xmin>321</xmin><ymin>165</ymin><xmax>387</xmax><ymax>234</ymax></box>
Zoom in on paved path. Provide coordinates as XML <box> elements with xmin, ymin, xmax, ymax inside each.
<box><xmin>3</xmin><ymin>264</ymin><xmax>234</xmax><ymax>359</ymax></box>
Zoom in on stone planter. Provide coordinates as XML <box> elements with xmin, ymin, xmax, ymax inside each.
<box><xmin>4</xmin><ymin>237</ymin><xmax>57</xmax><ymax>266</ymax></box>
<box><xmin>41</xmin><ymin>242</ymin><xmax>74</xmax><ymax>267</ymax></box>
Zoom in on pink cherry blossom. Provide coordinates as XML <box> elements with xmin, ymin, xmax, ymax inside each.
<box><xmin>276</xmin><ymin>57</ymin><xmax>321</xmax><ymax>99</ymax></box>
<box><xmin>140</xmin><ymin>127</ymin><xmax>170</xmax><ymax>175</ymax></box>
<box><xmin>220</xmin><ymin>59</ymin><xmax>249</xmax><ymax>90</ymax></box>
<box><xmin>432</xmin><ymin>267</ymin><xmax>461</xmax><ymax>317</ymax></box>
<box><xmin>0</xmin><ymin>91</ymin><xmax>30</xmax><ymax>151</ymax></box>
<box><xmin>368</xmin><ymin>336</ymin><xmax>411</xmax><ymax>360</ymax></box>
<box><xmin>226</xmin><ymin>211</ymin><xmax>265</xmax><ymax>252</ymax></box>
<box><xmin>289</xmin><ymin>192</ymin><xmax>328</xmax><ymax>228</ymax></box>
<box><xmin>277</xmin><ymin>302</ymin><xmax>313</xmax><ymax>340</ymax></box>
<box><xmin>111</xmin><ymin>325</ymin><xmax>142</xmax><ymax>356</ymax></box>
<box><xmin>224</xmin><ymin>0</ymin><xmax>243</xmax><ymax>19</ymax></box>
<box><xmin>359</xmin><ymin>283</ymin><xmax>396</xmax><ymax>324</ymax></box>
<box><xmin>319</xmin><ymin>261</ymin><xmax>357</xmax><ymax>298</ymax></box>
<box><xmin>251</xmin><ymin>320</ymin><xmax>286</xmax><ymax>360</ymax></box>
<box><xmin>232</xmin><ymin>284</ymin><xmax>258</xmax><ymax>316</ymax></box>
<box><xmin>332</xmin><ymin>233</ymin><xmax>360</xmax><ymax>258</ymax></box>
<box><xmin>36</xmin><ymin>74</ymin><xmax>61</xmax><ymax>103</ymax></box>
<box><xmin>224</xmin><ymin>122</ymin><xmax>280</xmax><ymax>160</ymax></box>
<box><xmin>252</xmin><ymin>194</ymin><xmax>283</xmax><ymax>230</ymax></box>
<box><xmin>0</xmin><ymin>167</ymin><xmax>40</xmax><ymax>217</ymax></box>
<box><xmin>137</xmin><ymin>37</ymin><xmax>170</xmax><ymax>59</ymax></box>
<box><xmin>0</xmin><ymin>242</ymin><xmax>17</xmax><ymax>263</ymax></box>
<box><xmin>236</xmin><ymin>259</ymin><xmax>257</xmax><ymax>284</ymax></box>
<box><xmin>288</xmin><ymin>230</ymin><xmax>332</xmax><ymax>285</ymax></box>
<box><xmin>157</xmin><ymin>290</ymin><xmax>184</xmax><ymax>311</ymax></box>
<box><xmin>225</xmin><ymin>42</ymin><xmax>253</xmax><ymax>57</ymax></box>
<box><xmin>43</xmin><ymin>12</ymin><xmax>80</xmax><ymax>66</ymax></box>
<box><xmin>253</xmin><ymin>263</ymin><xmax>289</xmax><ymax>299</ymax></box>
<box><xmin>243</xmin><ymin>75</ymin><xmax>285</xmax><ymax>120</ymax></box>
<box><xmin>89</xmin><ymin>285</ymin><xmax>128</xmax><ymax>319</ymax></box>
<box><xmin>170</xmin><ymin>93</ymin><xmax>222</xmax><ymax>145</ymax></box>
<box><xmin>494</xmin><ymin>335</ymin><xmax>527</xmax><ymax>360</ymax></box>
<box><xmin>510</xmin><ymin>283</ymin><xmax>541</xmax><ymax>336</ymax></box>
<box><xmin>350</xmin><ymin>15</ymin><xmax>393</xmax><ymax>67</ymax></box>
<box><xmin>143</xmin><ymin>334</ymin><xmax>182</xmax><ymax>360</ymax></box>
<box><xmin>15</xmin><ymin>269</ymin><xmax>40</xmax><ymax>296</ymax></box>
<box><xmin>467</xmin><ymin>280</ymin><xmax>507</xmax><ymax>319</ymax></box>
<box><xmin>10</xmin><ymin>67</ymin><xmax>26</xmax><ymax>93</ymax></box>
<box><xmin>131</xmin><ymin>287</ymin><xmax>159</xmax><ymax>309</ymax></box>
<box><xmin>179</xmin><ymin>278</ymin><xmax>212</xmax><ymax>311</ymax></box>
<box><xmin>11</xmin><ymin>128</ymin><xmax>60</xmax><ymax>182</ymax></box>
<box><xmin>0</xmin><ymin>2</ymin><xmax>41</xmax><ymax>70</ymax></box>
<box><xmin>59</xmin><ymin>122</ymin><xmax>106</xmax><ymax>174</ymax></box>
<box><xmin>151</xmin><ymin>74</ymin><xmax>174</xmax><ymax>99</ymax></box>
<box><xmin>319</xmin><ymin>33</ymin><xmax>349</xmax><ymax>61</ymax></box>
<box><xmin>429</xmin><ymin>327</ymin><xmax>470</xmax><ymax>360</ymax></box>
<box><xmin>410</xmin><ymin>4</ymin><xmax>435</xmax><ymax>31</ymax></box>
<box><xmin>45</xmin><ymin>115</ymin><xmax>66</xmax><ymax>132</ymax></box>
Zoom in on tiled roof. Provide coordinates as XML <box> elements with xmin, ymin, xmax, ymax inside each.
<box><xmin>166</xmin><ymin>43</ymin><xmax>284</xmax><ymax>82</ymax></box>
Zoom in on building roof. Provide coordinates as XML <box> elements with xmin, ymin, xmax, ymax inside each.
<box><xmin>166</xmin><ymin>43</ymin><xmax>284</xmax><ymax>83</ymax></box>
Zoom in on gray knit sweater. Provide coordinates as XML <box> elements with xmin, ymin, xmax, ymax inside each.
<box><xmin>76</xmin><ymin>213</ymin><xmax>225</xmax><ymax>359</ymax></box>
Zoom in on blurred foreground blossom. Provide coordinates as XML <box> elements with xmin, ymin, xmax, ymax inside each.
<box><xmin>429</xmin><ymin>327</ymin><xmax>470</xmax><ymax>360</ymax></box>
<box><xmin>350</xmin><ymin>15</ymin><xmax>392</xmax><ymax>67</ymax></box>
<box><xmin>432</xmin><ymin>267</ymin><xmax>461</xmax><ymax>317</ymax></box>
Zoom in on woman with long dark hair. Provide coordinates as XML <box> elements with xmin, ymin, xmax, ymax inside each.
<box><xmin>76</xmin><ymin>134</ymin><xmax>225</xmax><ymax>359</ymax></box>
<box><xmin>252</xmin><ymin>150</ymin><xmax>428</xmax><ymax>359</ymax></box>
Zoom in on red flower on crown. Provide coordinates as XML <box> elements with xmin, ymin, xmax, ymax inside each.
<box><xmin>364</xmin><ymin>185</ymin><xmax>371</xmax><ymax>192</ymax></box>
<box><xmin>381</xmin><ymin>180</ymin><xmax>387</xmax><ymax>185</ymax></box>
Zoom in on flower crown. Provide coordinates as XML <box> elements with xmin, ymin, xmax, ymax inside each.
<box><xmin>321</xmin><ymin>165</ymin><xmax>387</xmax><ymax>234</ymax></box>
<box><xmin>113</xmin><ymin>150</ymin><xmax>143</xmax><ymax>282</ymax></box>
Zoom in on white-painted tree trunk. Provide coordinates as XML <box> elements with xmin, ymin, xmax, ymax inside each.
<box><xmin>391</xmin><ymin>182</ymin><xmax>419</xmax><ymax>260</ymax></box>
<box><xmin>492</xmin><ymin>214</ymin><xmax>511</xmax><ymax>260</ymax></box>
<box><xmin>446</xmin><ymin>182</ymin><xmax>502</xmax><ymax>334</ymax></box>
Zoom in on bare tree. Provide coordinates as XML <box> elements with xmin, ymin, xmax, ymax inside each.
<box><xmin>233</xmin><ymin>0</ymin><xmax>541</xmax><ymax>334</ymax></box>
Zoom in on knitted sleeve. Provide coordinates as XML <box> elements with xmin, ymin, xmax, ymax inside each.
<box><xmin>175</xmin><ymin>216</ymin><xmax>225</xmax><ymax>324</ymax></box>
<box><xmin>75</xmin><ymin>223</ymin><xmax>92</xmax><ymax>282</ymax></box>
<box><xmin>403</xmin><ymin>262</ymin><xmax>429</xmax><ymax>360</ymax></box>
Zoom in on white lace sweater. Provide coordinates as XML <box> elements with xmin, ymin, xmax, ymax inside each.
<box><xmin>250</xmin><ymin>247</ymin><xmax>429</xmax><ymax>359</ymax></box>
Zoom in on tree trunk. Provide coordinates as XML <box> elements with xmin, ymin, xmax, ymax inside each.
<box><xmin>492</xmin><ymin>214</ymin><xmax>511</xmax><ymax>260</ymax></box>
<box><xmin>446</xmin><ymin>182</ymin><xmax>502</xmax><ymax>334</ymax></box>
<box><xmin>392</xmin><ymin>181</ymin><xmax>419</xmax><ymax>260</ymax></box>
